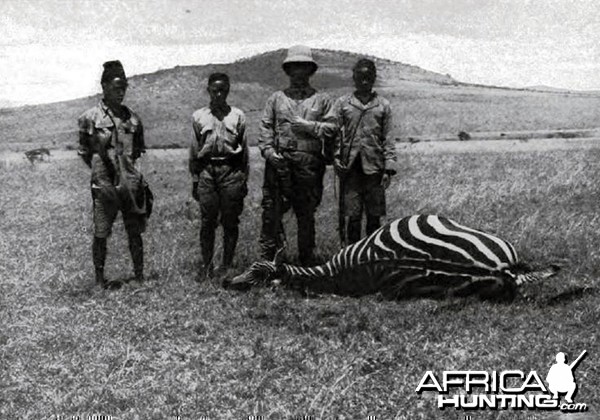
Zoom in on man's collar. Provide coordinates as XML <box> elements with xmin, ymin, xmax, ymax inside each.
<box><xmin>284</xmin><ymin>86</ymin><xmax>316</xmax><ymax>100</ymax></box>
<box><xmin>349</xmin><ymin>91</ymin><xmax>379</xmax><ymax>109</ymax></box>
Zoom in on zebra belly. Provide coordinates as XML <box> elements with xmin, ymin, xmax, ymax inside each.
<box><xmin>379</xmin><ymin>264</ymin><xmax>516</xmax><ymax>300</ymax></box>
<box><xmin>301</xmin><ymin>258</ymin><xmax>513</xmax><ymax>299</ymax></box>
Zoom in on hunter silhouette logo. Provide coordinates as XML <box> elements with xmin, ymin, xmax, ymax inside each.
<box><xmin>415</xmin><ymin>350</ymin><xmax>589</xmax><ymax>412</ymax></box>
<box><xmin>546</xmin><ymin>350</ymin><xmax>587</xmax><ymax>404</ymax></box>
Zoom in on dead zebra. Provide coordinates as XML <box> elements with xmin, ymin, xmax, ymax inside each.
<box><xmin>226</xmin><ymin>215</ymin><xmax>561</xmax><ymax>302</ymax></box>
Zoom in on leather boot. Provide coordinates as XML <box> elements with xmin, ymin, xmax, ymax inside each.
<box><xmin>128</xmin><ymin>233</ymin><xmax>144</xmax><ymax>282</ymax></box>
<box><xmin>200</xmin><ymin>222</ymin><xmax>216</xmax><ymax>278</ymax></box>
<box><xmin>93</xmin><ymin>237</ymin><xmax>107</xmax><ymax>288</ymax></box>
<box><xmin>222</xmin><ymin>226</ymin><xmax>238</xmax><ymax>269</ymax></box>
<box><xmin>366</xmin><ymin>215</ymin><xmax>381</xmax><ymax>236</ymax></box>
<box><xmin>347</xmin><ymin>217</ymin><xmax>362</xmax><ymax>245</ymax></box>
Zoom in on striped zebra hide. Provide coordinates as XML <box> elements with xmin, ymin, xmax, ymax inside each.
<box><xmin>226</xmin><ymin>215</ymin><xmax>560</xmax><ymax>301</ymax></box>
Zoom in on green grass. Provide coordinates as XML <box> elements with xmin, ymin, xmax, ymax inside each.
<box><xmin>1</xmin><ymin>142</ymin><xmax>599</xmax><ymax>419</ymax></box>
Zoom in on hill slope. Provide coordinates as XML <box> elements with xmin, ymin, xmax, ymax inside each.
<box><xmin>2</xmin><ymin>48</ymin><xmax>600</xmax><ymax>151</ymax></box>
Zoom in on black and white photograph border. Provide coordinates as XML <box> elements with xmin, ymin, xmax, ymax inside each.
<box><xmin>0</xmin><ymin>1</ymin><xmax>598</xmax><ymax>419</ymax></box>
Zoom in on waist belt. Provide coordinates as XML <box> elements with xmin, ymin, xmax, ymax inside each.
<box><xmin>207</xmin><ymin>155</ymin><xmax>242</xmax><ymax>166</ymax></box>
<box><xmin>280</xmin><ymin>138</ymin><xmax>322</xmax><ymax>153</ymax></box>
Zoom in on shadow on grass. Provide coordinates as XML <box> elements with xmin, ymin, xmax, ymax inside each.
<box><xmin>544</xmin><ymin>286</ymin><xmax>599</xmax><ymax>306</ymax></box>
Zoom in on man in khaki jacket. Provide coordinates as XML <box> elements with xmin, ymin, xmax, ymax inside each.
<box><xmin>332</xmin><ymin>58</ymin><xmax>397</xmax><ymax>245</ymax></box>
<box><xmin>258</xmin><ymin>45</ymin><xmax>335</xmax><ymax>265</ymax></box>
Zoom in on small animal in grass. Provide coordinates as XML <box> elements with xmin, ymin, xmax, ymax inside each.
<box><xmin>24</xmin><ymin>147</ymin><xmax>51</xmax><ymax>164</ymax></box>
<box><xmin>225</xmin><ymin>214</ymin><xmax>560</xmax><ymax>302</ymax></box>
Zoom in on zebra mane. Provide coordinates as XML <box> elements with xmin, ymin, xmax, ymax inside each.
<box><xmin>515</xmin><ymin>264</ymin><xmax>561</xmax><ymax>286</ymax></box>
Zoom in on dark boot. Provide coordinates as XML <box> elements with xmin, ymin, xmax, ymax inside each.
<box><xmin>222</xmin><ymin>226</ymin><xmax>239</xmax><ymax>269</ymax></box>
<box><xmin>93</xmin><ymin>237</ymin><xmax>107</xmax><ymax>288</ymax></box>
<box><xmin>366</xmin><ymin>215</ymin><xmax>381</xmax><ymax>236</ymax></box>
<box><xmin>347</xmin><ymin>217</ymin><xmax>362</xmax><ymax>245</ymax></box>
<box><xmin>128</xmin><ymin>233</ymin><xmax>144</xmax><ymax>282</ymax></box>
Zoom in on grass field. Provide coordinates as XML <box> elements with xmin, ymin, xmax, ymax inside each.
<box><xmin>1</xmin><ymin>140</ymin><xmax>599</xmax><ymax>419</ymax></box>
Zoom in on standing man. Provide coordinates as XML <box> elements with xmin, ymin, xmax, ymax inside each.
<box><xmin>333</xmin><ymin>58</ymin><xmax>396</xmax><ymax>245</ymax></box>
<box><xmin>258</xmin><ymin>45</ymin><xmax>335</xmax><ymax>265</ymax></box>
<box><xmin>78</xmin><ymin>60</ymin><xmax>150</xmax><ymax>288</ymax></box>
<box><xmin>190</xmin><ymin>73</ymin><xmax>249</xmax><ymax>276</ymax></box>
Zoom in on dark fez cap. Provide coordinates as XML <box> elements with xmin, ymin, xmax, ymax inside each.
<box><xmin>101</xmin><ymin>60</ymin><xmax>127</xmax><ymax>84</ymax></box>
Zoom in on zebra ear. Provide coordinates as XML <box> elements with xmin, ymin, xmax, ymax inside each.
<box><xmin>273</xmin><ymin>246</ymin><xmax>286</xmax><ymax>267</ymax></box>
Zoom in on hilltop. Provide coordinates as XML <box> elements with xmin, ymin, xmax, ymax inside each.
<box><xmin>2</xmin><ymin>48</ymin><xmax>600</xmax><ymax>151</ymax></box>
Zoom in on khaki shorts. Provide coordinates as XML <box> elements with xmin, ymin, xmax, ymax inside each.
<box><xmin>92</xmin><ymin>186</ymin><xmax>146</xmax><ymax>238</ymax></box>
<box><xmin>343</xmin><ymin>166</ymin><xmax>386</xmax><ymax>218</ymax></box>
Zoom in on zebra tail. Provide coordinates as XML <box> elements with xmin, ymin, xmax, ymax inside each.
<box><xmin>515</xmin><ymin>264</ymin><xmax>561</xmax><ymax>286</ymax></box>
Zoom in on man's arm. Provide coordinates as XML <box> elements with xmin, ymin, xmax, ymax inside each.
<box><xmin>238</xmin><ymin>112</ymin><xmax>249</xmax><ymax>179</ymax></box>
<box><xmin>77</xmin><ymin>114</ymin><xmax>94</xmax><ymax>168</ymax></box>
<box><xmin>189</xmin><ymin>118</ymin><xmax>205</xmax><ymax>182</ymax></box>
<box><xmin>131</xmin><ymin>117</ymin><xmax>146</xmax><ymax>161</ymax></box>
<box><xmin>381</xmin><ymin>101</ymin><xmax>397</xmax><ymax>175</ymax></box>
<box><xmin>258</xmin><ymin>94</ymin><xmax>277</xmax><ymax>159</ymax></box>
<box><xmin>318</xmin><ymin>95</ymin><xmax>340</xmax><ymax>165</ymax></box>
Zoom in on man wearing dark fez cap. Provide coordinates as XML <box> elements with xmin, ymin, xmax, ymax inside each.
<box><xmin>330</xmin><ymin>58</ymin><xmax>397</xmax><ymax>245</ymax></box>
<box><xmin>78</xmin><ymin>60</ymin><xmax>151</xmax><ymax>288</ymax></box>
<box><xmin>258</xmin><ymin>45</ymin><xmax>336</xmax><ymax>265</ymax></box>
<box><xmin>189</xmin><ymin>73</ymin><xmax>249</xmax><ymax>277</ymax></box>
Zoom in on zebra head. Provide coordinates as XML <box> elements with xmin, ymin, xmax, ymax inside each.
<box><xmin>225</xmin><ymin>261</ymin><xmax>278</xmax><ymax>290</ymax></box>
<box><xmin>224</xmin><ymin>247</ymin><xmax>286</xmax><ymax>290</ymax></box>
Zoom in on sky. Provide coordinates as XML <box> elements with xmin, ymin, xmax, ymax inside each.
<box><xmin>1</xmin><ymin>0</ymin><xmax>599</xmax><ymax>106</ymax></box>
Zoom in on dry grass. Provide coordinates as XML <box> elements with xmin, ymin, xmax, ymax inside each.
<box><xmin>1</xmin><ymin>141</ymin><xmax>599</xmax><ymax>419</ymax></box>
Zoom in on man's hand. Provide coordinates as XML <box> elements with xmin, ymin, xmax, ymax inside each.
<box><xmin>381</xmin><ymin>173</ymin><xmax>391</xmax><ymax>189</ymax></box>
<box><xmin>333</xmin><ymin>158</ymin><xmax>348</xmax><ymax>176</ymax></box>
<box><xmin>290</xmin><ymin>116</ymin><xmax>315</xmax><ymax>135</ymax></box>
<box><xmin>192</xmin><ymin>181</ymin><xmax>200</xmax><ymax>201</ymax></box>
<box><xmin>265</xmin><ymin>148</ymin><xmax>286</xmax><ymax>169</ymax></box>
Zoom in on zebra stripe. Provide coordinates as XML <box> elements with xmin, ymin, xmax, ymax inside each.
<box><xmin>389</xmin><ymin>218</ymin><xmax>432</xmax><ymax>258</ymax></box>
<box><xmin>229</xmin><ymin>214</ymin><xmax>552</xmax><ymax>301</ymax></box>
<box><xmin>427</xmin><ymin>215</ymin><xmax>505</xmax><ymax>268</ymax></box>
<box><xmin>445</xmin><ymin>218</ymin><xmax>517</xmax><ymax>265</ymax></box>
<box><xmin>373</xmin><ymin>228</ymin><xmax>396</xmax><ymax>257</ymax></box>
<box><xmin>408</xmin><ymin>216</ymin><xmax>491</xmax><ymax>268</ymax></box>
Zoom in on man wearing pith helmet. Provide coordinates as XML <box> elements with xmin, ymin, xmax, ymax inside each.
<box><xmin>258</xmin><ymin>45</ymin><xmax>335</xmax><ymax>265</ymax></box>
<box><xmin>331</xmin><ymin>58</ymin><xmax>397</xmax><ymax>245</ymax></box>
<box><xmin>78</xmin><ymin>60</ymin><xmax>151</xmax><ymax>288</ymax></box>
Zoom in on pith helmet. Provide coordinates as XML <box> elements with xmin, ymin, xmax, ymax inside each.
<box><xmin>282</xmin><ymin>45</ymin><xmax>318</xmax><ymax>74</ymax></box>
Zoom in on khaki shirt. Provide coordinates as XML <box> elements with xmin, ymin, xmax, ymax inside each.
<box><xmin>258</xmin><ymin>91</ymin><xmax>334</xmax><ymax>158</ymax></box>
<box><xmin>329</xmin><ymin>92</ymin><xmax>396</xmax><ymax>175</ymax></box>
<box><xmin>78</xmin><ymin>101</ymin><xmax>145</xmax><ymax>189</ymax></box>
<box><xmin>189</xmin><ymin>106</ymin><xmax>249</xmax><ymax>182</ymax></box>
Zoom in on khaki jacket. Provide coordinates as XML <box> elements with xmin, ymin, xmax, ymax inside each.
<box><xmin>329</xmin><ymin>93</ymin><xmax>396</xmax><ymax>175</ymax></box>
<box><xmin>258</xmin><ymin>91</ymin><xmax>334</xmax><ymax>159</ymax></box>
<box><xmin>78</xmin><ymin>101</ymin><xmax>148</xmax><ymax>214</ymax></box>
<box><xmin>189</xmin><ymin>106</ymin><xmax>249</xmax><ymax>182</ymax></box>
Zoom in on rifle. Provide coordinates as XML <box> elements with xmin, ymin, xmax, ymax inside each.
<box><xmin>272</xmin><ymin>135</ymin><xmax>288</xmax><ymax>253</ymax></box>
<box><xmin>337</xmin><ymin>106</ymin><xmax>367</xmax><ymax>248</ymax></box>
<box><xmin>337</xmin><ymin>129</ymin><xmax>347</xmax><ymax>248</ymax></box>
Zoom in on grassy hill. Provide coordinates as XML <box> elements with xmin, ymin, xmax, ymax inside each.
<box><xmin>2</xmin><ymin>48</ymin><xmax>600</xmax><ymax>151</ymax></box>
